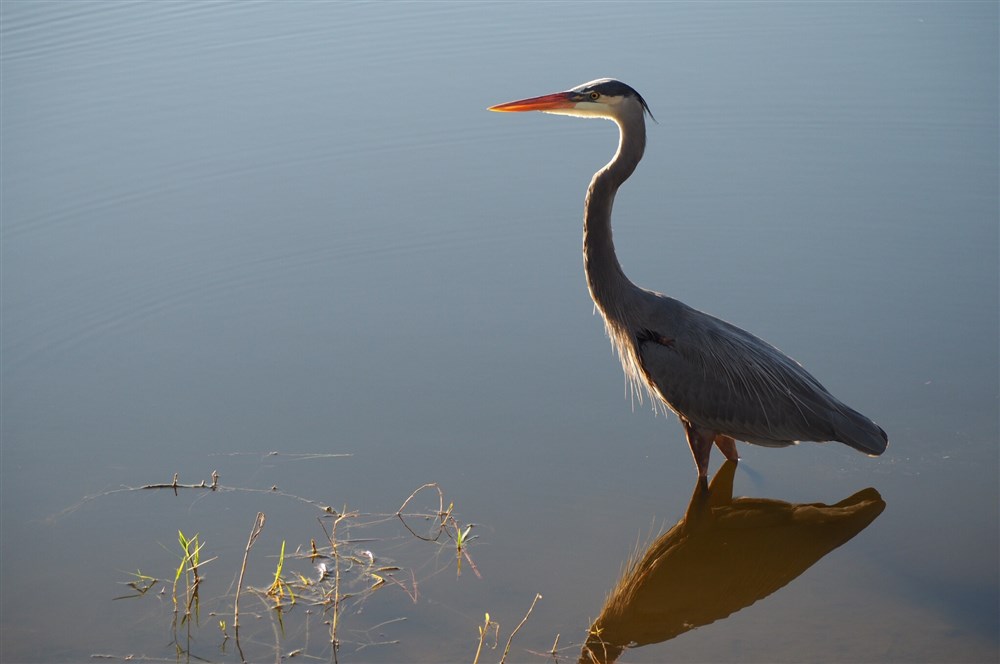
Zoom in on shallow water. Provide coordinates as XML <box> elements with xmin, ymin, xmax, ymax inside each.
<box><xmin>2</xmin><ymin>2</ymin><xmax>997</xmax><ymax>662</ymax></box>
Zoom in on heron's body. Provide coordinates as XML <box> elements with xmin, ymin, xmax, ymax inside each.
<box><xmin>490</xmin><ymin>79</ymin><xmax>887</xmax><ymax>477</ymax></box>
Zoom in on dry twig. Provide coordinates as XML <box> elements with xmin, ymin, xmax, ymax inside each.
<box><xmin>501</xmin><ymin>593</ymin><xmax>543</xmax><ymax>664</ymax></box>
<box><xmin>234</xmin><ymin>512</ymin><xmax>266</xmax><ymax>629</ymax></box>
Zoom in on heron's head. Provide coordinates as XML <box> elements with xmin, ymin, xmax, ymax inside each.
<box><xmin>488</xmin><ymin>78</ymin><xmax>655</xmax><ymax>123</ymax></box>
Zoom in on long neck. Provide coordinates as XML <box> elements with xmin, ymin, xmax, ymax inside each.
<box><xmin>583</xmin><ymin>111</ymin><xmax>646</xmax><ymax>323</ymax></box>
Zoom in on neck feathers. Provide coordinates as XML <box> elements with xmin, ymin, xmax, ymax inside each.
<box><xmin>581</xmin><ymin>105</ymin><xmax>656</xmax><ymax>408</ymax></box>
<box><xmin>583</xmin><ymin>110</ymin><xmax>647</xmax><ymax>321</ymax></box>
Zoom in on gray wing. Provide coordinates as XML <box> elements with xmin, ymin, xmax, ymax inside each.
<box><xmin>632</xmin><ymin>295</ymin><xmax>887</xmax><ymax>454</ymax></box>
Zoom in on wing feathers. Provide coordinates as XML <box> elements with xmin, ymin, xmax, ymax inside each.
<box><xmin>632</xmin><ymin>300</ymin><xmax>886</xmax><ymax>453</ymax></box>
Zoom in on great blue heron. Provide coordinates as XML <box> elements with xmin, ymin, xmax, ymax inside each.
<box><xmin>489</xmin><ymin>78</ymin><xmax>887</xmax><ymax>478</ymax></box>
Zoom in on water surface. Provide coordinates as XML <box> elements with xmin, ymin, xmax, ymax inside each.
<box><xmin>2</xmin><ymin>2</ymin><xmax>997</xmax><ymax>662</ymax></box>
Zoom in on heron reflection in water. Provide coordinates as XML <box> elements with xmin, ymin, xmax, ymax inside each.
<box><xmin>490</xmin><ymin>80</ymin><xmax>888</xmax><ymax>477</ymax></box>
<box><xmin>580</xmin><ymin>461</ymin><xmax>885</xmax><ymax>663</ymax></box>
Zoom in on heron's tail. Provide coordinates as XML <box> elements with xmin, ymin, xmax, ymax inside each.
<box><xmin>832</xmin><ymin>406</ymin><xmax>889</xmax><ymax>456</ymax></box>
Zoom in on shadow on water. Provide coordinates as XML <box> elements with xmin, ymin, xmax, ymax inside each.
<box><xmin>580</xmin><ymin>461</ymin><xmax>885</xmax><ymax>664</ymax></box>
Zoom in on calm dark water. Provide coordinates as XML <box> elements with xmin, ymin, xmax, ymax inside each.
<box><xmin>2</xmin><ymin>2</ymin><xmax>997</xmax><ymax>662</ymax></box>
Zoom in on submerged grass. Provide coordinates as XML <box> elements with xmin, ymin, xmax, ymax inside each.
<box><xmin>94</xmin><ymin>470</ymin><xmax>550</xmax><ymax>663</ymax></box>
<box><xmin>112</xmin><ymin>569</ymin><xmax>158</xmax><ymax>600</ymax></box>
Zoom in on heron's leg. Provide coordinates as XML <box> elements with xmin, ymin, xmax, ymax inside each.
<box><xmin>714</xmin><ymin>435</ymin><xmax>739</xmax><ymax>462</ymax></box>
<box><xmin>683</xmin><ymin>422</ymin><xmax>713</xmax><ymax>478</ymax></box>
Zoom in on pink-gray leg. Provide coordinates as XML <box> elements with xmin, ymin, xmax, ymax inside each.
<box><xmin>683</xmin><ymin>422</ymin><xmax>714</xmax><ymax>478</ymax></box>
<box><xmin>684</xmin><ymin>425</ymin><xmax>740</xmax><ymax>478</ymax></box>
<box><xmin>714</xmin><ymin>434</ymin><xmax>740</xmax><ymax>462</ymax></box>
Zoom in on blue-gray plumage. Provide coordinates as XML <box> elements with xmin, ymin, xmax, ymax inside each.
<box><xmin>490</xmin><ymin>79</ymin><xmax>887</xmax><ymax>477</ymax></box>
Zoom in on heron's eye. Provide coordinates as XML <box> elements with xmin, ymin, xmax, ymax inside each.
<box><xmin>589</xmin><ymin>91</ymin><xmax>600</xmax><ymax>100</ymax></box>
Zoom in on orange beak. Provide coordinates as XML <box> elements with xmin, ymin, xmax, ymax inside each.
<box><xmin>488</xmin><ymin>91</ymin><xmax>576</xmax><ymax>113</ymax></box>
